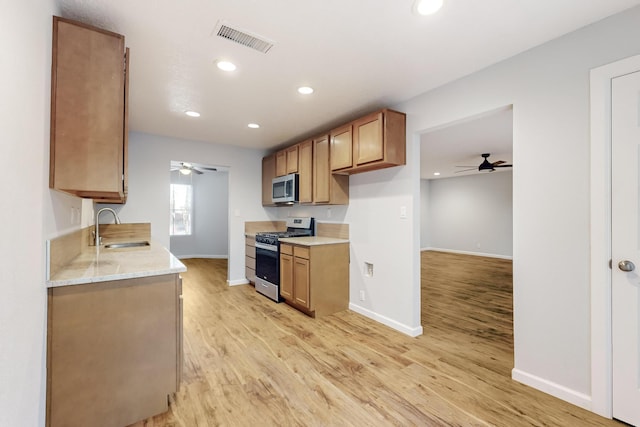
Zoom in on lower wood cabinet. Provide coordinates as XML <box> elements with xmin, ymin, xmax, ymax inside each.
<box><xmin>246</xmin><ymin>235</ymin><xmax>256</xmax><ymax>283</ymax></box>
<box><xmin>279</xmin><ymin>242</ymin><xmax>349</xmax><ymax>317</ymax></box>
<box><xmin>47</xmin><ymin>274</ymin><xmax>182</xmax><ymax>427</ymax></box>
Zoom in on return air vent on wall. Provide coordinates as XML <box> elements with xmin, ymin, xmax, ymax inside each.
<box><xmin>214</xmin><ymin>21</ymin><xmax>275</xmax><ymax>54</ymax></box>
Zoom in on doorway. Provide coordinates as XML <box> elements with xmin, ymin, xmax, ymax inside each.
<box><xmin>169</xmin><ymin>160</ymin><xmax>229</xmax><ymax>260</ymax></box>
<box><xmin>419</xmin><ymin>106</ymin><xmax>514</xmax><ymax>375</ymax></box>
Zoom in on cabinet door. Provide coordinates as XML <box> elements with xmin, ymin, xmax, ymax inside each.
<box><xmin>276</xmin><ymin>151</ymin><xmax>287</xmax><ymax>177</ymax></box>
<box><xmin>313</xmin><ymin>135</ymin><xmax>330</xmax><ymax>203</ymax></box>
<box><xmin>48</xmin><ymin>275</ymin><xmax>178</xmax><ymax>427</ymax></box>
<box><xmin>293</xmin><ymin>257</ymin><xmax>310</xmax><ymax>309</ymax></box>
<box><xmin>280</xmin><ymin>253</ymin><xmax>294</xmax><ymax>301</ymax></box>
<box><xmin>298</xmin><ymin>140</ymin><xmax>313</xmax><ymax>203</ymax></box>
<box><xmin>51</xmin><ymin>17</ymin><xmax>127</xmax><ymax>201</ymax></box>
<box><xmin>330</xmin><ymin>124</ymin><xmax>353</xmax><ymax>171</ymax></box>
<box><xmin>286</xmin><ymin>145</ymin><xmax>299</xmax><ymax>174</ymax></box>
<box><xmin>353</xmin><ymin>112</ymin><xmax>384</xmax><ymax>166</ymax></box>
<box><xmin>262</xmin><ymin>154</ymin><xmax>276</xmax><ymax>206</ymax></box>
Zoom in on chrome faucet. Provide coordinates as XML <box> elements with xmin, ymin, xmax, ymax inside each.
<box><xmin>95</xmin><ymin>207</ymin><xmax>121</xmax><ymax>246</ymax></box>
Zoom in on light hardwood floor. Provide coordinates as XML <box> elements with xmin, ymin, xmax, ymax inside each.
<box><xmin>131</xmin><ymin>254</ymin><xmax>621</xmax><ymax>426</ymax></box>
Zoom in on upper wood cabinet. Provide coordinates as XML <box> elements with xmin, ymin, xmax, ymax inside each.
<box><xmin>330</xmin><ymin>124</ymin><xmax>353</xmax><ymax>172</ymax></box>
<box><xmin>313</xmin><ymin>135</ymin><xmax>348</xmax><ymax>205</ymax></box>
<box><xmin>262</xmin><ymin>107</ymin><xmax>404</xmax><ymax>206</ymax></box>
<box><xmin>262</xmin><ymin>154</ymin><xmax>276</xmax><ymax>206</ymax></box>
<box><xmin>286</xmin><ymin>145</ymin><xmax>299</xmax><ymax>174</ymax></box>
<box><xmin>49</xmin><ymin>17</ymin><xmax>129</xmax><ymax>203</ymax></box>
<box><xmin>298</xmin><ymin>140</ymin><xmax>313</xmax><ymax>203</ymax></box>
<box><xmin>350</xmin><ymin>109</ymin><xmax>405</xmax><ymax>173</ymax></box>
<box><xmin>275</xmin><ymin>150</ymin><xmax>287</xmax><ymax>177</ymax></box>
<box><xmin>276</xmin><ymin>145</ymin><xmax>299</xmax><ymax>177</ymax></box>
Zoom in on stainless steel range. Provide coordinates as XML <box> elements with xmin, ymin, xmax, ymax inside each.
<box><xmin>254</xmin><ymin>217</ymin><xmax>315</xmax><ymax>301</ymax></box>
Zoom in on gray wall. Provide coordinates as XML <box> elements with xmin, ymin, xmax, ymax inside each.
<box><xmin>1</xmin><ymin>1</ymin><xmax>63</xmax><ymax>425</ymax></box>
<box><xmin>98</xmin><ymin>132</ymin><xmax>268</xmax><ymax>285</ymax></box>
<box><xmin>397</xmin><ymin>5</ymin><xmax>640</xmax><ymax>409</ymax></box>
<box><xmin>423</xmin><ymin>171</ymin><xmax>513</xmax><ymax>257</ymax></box>
<box><xmin>169</xmin><ymin>169</ymin><xmax>229</xmax><ymax>258</ymax></box>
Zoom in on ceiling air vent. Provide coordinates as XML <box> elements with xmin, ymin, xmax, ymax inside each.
<box><xmin>214</xmin><ymin>21</ymin><xmax>275</xmax><ymax>54</ymax></box>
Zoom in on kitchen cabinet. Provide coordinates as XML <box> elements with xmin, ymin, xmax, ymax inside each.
<box><xmin>275</xmin><ymin>150</ymin><xmax>287</xmax><ymax>177</ymax></box>
<box><xmin>286</xmin><ymin>145</ymin><xmax>299</xmax><ymax>174</ymax></box>
<box><xmin>47</xmin><ymin>273</ymin><xmax>182</xmax><ymax>427</ymax></box>
<box><xmin>280</xmin><ymin>244</ymin><xmax>294</xmax><ymax>300</ymax></box>
<box><xmin>330</xmin><ymin>124</ymin><xmax>353</xmax><ymax>172</ymax></box>
<box><xmin>49</xmin><ymin>16</ymin><xmax>129</xmax><ymax>203</ymax></box>
<box><xmin>279</xmin><ymin>241</ymin><xmax>349</xmax><ymax>317</ymax></box>
<box><xmin>276</xmin><ymin>145</ymin><xmax>299</xmax><ymax>177</ymax></box>
<box><xmin>298</xmin><ymin>140</ymin><xmax>313</xmax><ymax>203</ymax></box>
<box><xmin>350</xmin><ymin>109</ymin><xmax>406</xmax><ymax>173</ymax></box>
<box><xmin>313</xmin><ymin>135</ymin><xmax>349</xmax><ymax>205</ymax></box>
<box><xmin>245</xmin><ymin>235</ymin><xmax>256</xmax><ymax>283</ymax></box>
<box><xmin>262</xmin><ymin>154</ymin><xmax>276</xmax><ymax>206</ymax></box>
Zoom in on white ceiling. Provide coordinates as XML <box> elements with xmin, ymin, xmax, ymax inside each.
<box><xmin>58</xmin><ymin>0</ymin><xmax>640</xmax><ymax>155</ymax></box>
<box><xmin>420</xmin><ymin>106</ymin><xmax>513</xmax><ymax>179</ymax></box>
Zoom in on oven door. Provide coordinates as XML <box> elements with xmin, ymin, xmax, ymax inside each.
<box><xmin>255</xmin><ymin>243</ymin><xmax>279</xmax><ymax>285</ymax></box>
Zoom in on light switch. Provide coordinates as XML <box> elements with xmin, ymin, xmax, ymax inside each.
<box><xmin>400</xmin><ymin>206</ymin><xmax>407</xmax><ymax>219</ymax></box>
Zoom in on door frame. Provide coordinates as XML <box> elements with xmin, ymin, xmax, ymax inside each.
<box><xmin>590</xmin><ymin>53</ymin><xmax>640</xmax><ymax>418</ymax></box>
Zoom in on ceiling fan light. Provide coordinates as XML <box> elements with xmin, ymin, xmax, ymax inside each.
<box><xmin>414</xmin><ymin>0</ymin><xmax>443</xmax><ymax>16</ymax></box>
<box><xmin>179</xmin><ymin>167</ymin><xmax>192</xmax><ymax>175</ymax></box>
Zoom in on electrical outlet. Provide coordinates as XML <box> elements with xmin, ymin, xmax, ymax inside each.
<box><xmin>327</xmin><ymin>207</ymin><xmax>332</xmax><ymax>218</ymax></box>
<box><xmin>359</xmin><ymin>290</ymin><xmax>365</xmax><ymax>301</ymax></box>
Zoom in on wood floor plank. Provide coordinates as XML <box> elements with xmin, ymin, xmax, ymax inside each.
<box><xmin>129</xmin><ymin>254</ymin><xmax>621</xmax><ymax>427</ymax></box>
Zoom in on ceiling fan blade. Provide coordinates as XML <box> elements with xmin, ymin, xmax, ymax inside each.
<box><xmin>201</xmin><ymin>167</ymin><xmax>217</xmax><ymax>171</ymax></box>
<box><xmin>192</xmin><ymin>168</ymin><xmax>204</xmax><ymax>174</ymax></box>
<box><xmin>491</xmin><ymin>160</ymin><xmax>506</xmax><ymax>166</ymax></box>
<box><xmin>454</xmin><ymin>168</ymin><xmax>477</xmax><ymax>173</ymax></box>
<box><xmin>493</xmin><ymin>164</ymin><xmax>513</xmax><ymax>168</ymax></box>
<box><xmin>455</xmin><ymin>165</ymin><xmax>477</xmax><ymax>168</ymax></box>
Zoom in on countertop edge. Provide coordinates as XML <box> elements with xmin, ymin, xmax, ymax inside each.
<box><xmin>47</xmin><ymin>242</ymin><xmax>187</xmax><ymax>288</ymax></box>
<box><xmin>47</xmin><ymin>265</ymin><xmax>187</xmax><ymax>288</ymax></box>
<box><xmin>278</xmin><ymin>236</ymin><xmax>350</xmax><ymax>246</ymax></box>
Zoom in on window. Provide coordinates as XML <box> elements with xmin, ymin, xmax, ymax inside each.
<box><xmin>170</xmin><ymin>184</ymin><xmax>193</xmax><ymax>236</ymax></box>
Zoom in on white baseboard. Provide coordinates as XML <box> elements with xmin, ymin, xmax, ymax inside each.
<box><xmin>349</xmin><ymin>303</ymin><xmax>423</xmax><ymax>337</ymax></box>
<box><xmin>511</xmin><ymin>368</ymin><xmax>592</xmax><ymax>411</ymax></box>
<box><xmin>422</xmin><ymin>247</ymin><xmax>513</xmax><ymax>260</ymax></box>
<box><xmin>175</xmin><ymin>254</ymin><xmax>228</xmax><ymax>260</ymax></box>
<box><xmin>227</xmin><ymin>278</ymin><xmax>249</xmax><ymax>286</ymax></box>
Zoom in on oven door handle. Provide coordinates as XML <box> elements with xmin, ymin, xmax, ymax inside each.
<box><xmin>255</xmin><ymin>242</ymin><xmax>277</xmax><ymax>252</ymax></box>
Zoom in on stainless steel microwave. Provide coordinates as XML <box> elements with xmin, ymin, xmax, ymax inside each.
<box><xmin>272</xmin><ymin>173</ymin><xmax>299</xmax><ymax>204</ymax></box>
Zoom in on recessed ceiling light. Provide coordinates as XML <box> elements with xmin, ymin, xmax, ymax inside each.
<box><xmin>248</xmin><ymin>123</ymin><xmax>260</xmax><ymax>129</ymax></box>
<box><xmin>216</xmin><ymin>60</ymin><xmax>237</xmax><ymax>72</ymax></box>
<box><xmin>298</xmin><ymin>86</ymin><xmax>314</xmax><ymax>95</ymax></box>
<box><xmin>414</xmin><ymin>0</ymin><xmax>443</xmax><ymax>15</ymax></box>
<box><xmin>433</xmin><ymin>172</ymin><xmax>440</xmax><ymax>176</ymax></box>
<box><xmin>185</xmin><ymin>111</ymin><xmax>200</xmax><ymax>117</ymax></box>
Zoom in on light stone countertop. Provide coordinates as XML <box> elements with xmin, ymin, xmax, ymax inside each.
<box><xmin>47</xmin><ymin>241</ymin><xmax>186</xmax><ymax>288</ymax></box>
<box><xmin>278</xmin><ymin>236</ymin><xmax>349</xmax><ymax>246</ymax></box>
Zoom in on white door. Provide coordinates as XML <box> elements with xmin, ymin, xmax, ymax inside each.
<box><xmin>612</xmin><ymin>69</ymin><xmax>640</xmax><ymax>426</ymax></box>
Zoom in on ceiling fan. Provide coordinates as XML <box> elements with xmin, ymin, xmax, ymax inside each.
<box><xmin>455</xmin><ymin>153</ymin><xmax>512</xmax><ymax>173</ymax></box>
<box><xmin>170</xmin><ymin>162</ymin><xmax>217</xmax><ymax>175</ymax></box>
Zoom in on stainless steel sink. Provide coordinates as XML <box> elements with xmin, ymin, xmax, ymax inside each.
<box><xmin>104</xmin><ymin>241</ymin><xmax>150</xmax><ymax>249</ymax></box>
